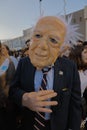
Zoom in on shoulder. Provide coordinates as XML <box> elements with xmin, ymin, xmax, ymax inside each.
<box><xmin>58</xmin><ymin>56</ymin><xmax>76</xmax><ymax>67</ymax></box>
<box><xmin>19</xmin><ymin>56</ymin><xmax>30</xmax><ymax>64</ymax></box>
<box><xmin>17</xmin><ymin>56</ymin><xmax>33</xmax><ymax>68</ymax></box>
<box><xmin>10</xmin><ymin>56</ymin><xmax>17</xmax><ymax>61</ymax></box>
<box><xmin>0</xmin><ymin>58</ymin><xmax>9</xmax><ymax>76</ymax></box>
<box><xmin>56</xmin><ymin>57</ymin><xmax>78</xmax><ymax>74</ymax></box>
<box><xmin>7</xmin><ymin>58</ymin><xmax>16</xmax><ymax>74</ymax></box>
<box><xmin>10</xmin><ymin>56</ymin><xmax>18</xmax><ymax>69</ymax></box>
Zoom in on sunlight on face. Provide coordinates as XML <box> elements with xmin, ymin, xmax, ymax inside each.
<box><xmin>29</xmin><ymin>16</ymin><xmax>66</xmax><ymax>69</ymax></box>
<box><xmin>1</xmin><ymin>45</ymin><xmax>8</xmax><ymax>56</ymax></box>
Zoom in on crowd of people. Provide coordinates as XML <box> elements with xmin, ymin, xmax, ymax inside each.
<box><xmin>58</xmin><ymin>40</ymin><xmax>87</xmax><ymax>130</ymax></box>
<box><xmin>0</xmin><ymin>15</ymin><xmax>87</xmax><ymax>130</ymax></box>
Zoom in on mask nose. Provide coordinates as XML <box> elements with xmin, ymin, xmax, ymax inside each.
<box><xmin>38</xmin><ymin>37</ymin><xmax>48</xmax><ymax>50</ymax></box>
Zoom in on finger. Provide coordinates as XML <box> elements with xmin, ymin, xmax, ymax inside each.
<box><xmin>37</xmin><ymin>107</ymin><xmax>52</xmax><ymax>113</ymax></box>
<box><xmin>38</xmin><ymin>90</ymin><xmax>55</xmax><ymax>96</ymax></box>
<box><xmin>40</xmin><ymin>92</ymin><xmax>57</xmax><ymax>101</ymax></box>
<box><xmin>38</xmin><ymin>101</ymin><xmax>58</xmax><ymax>107</ymax></box>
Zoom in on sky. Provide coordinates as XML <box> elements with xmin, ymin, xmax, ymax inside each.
<box><xmin>0</xmin><ymin>0</ymin><xmax>87</xmax><ymax>40</ymax></box>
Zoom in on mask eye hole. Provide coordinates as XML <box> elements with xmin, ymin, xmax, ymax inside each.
<box><xmin>50</xmin><ymin>37</ymin><xmax>58</xmax><ymax>44</ymax></box>
<box><xmin>35</xmin><ymin>34</ymin><xmax>42</xmax><ymax>38</ymax></box>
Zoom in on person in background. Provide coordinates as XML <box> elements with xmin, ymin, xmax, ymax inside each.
<box><xmin>77</xmin><ymin>40</ymin><xmax>83</xmax><ymax>46</ymax></box>
<box><xmin>23</xmin><ymin>39</ymin><xmax>30</xmax><ymax>57</ymax></box>
<box><xmin>69</xmin><ymin>43</ymin><xmax>87</xmax><ymax>129</ymax></box>
<box><xmin>9</xmin><ymin>15</ymin><xmax>82</xmax><ymax>130</ymax></box>
<box><xmin>69</xmin><ymin>44</ymin><xmax>87</xmax><ymax>97</ymax></box>
<box><xmin>83</xmin><ymin>41</ymin><xmax>87</xmax><ymax>46</ymax></box>
<box><xmin>21</xmin><ymin>46</ymin><xmax>29</xmax><ymax>57</ymax></box>
<box><xmin>59</xmin><ymin>44</ymin><xmax>71</xmax><ymax>58</ymax></box>
<box><xmin>0</xmin><ymin>43</ymin><xmax>17</xmax><ymax>130</ymax></box>
<box><xmin>80</xmin><ymin>42</ymin><xmax>87</xmax><ymax>130</ymax></box>
<box><xmin>25</xmin><ymin>39</ymin><xmax>30</xmax><ymax>48</ymax></box>
<box><xmin>1</xmin><ymin>44</ymin><xmax>18</xmax><ymax>69</ymax></box>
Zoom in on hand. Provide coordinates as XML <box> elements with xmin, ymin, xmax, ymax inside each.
<box><xmin>22</xmin><ymin>90</ymin><xmax>58</xmax><ymax>113</ymax></box>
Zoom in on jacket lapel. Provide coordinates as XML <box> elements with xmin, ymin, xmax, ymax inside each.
<box><xmin>53</xmin><ymin>58</ymin><xmax>66</xmax><ymax>91</ymax></box>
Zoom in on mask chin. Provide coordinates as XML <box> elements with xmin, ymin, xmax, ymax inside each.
<box><xmin>30</xmin><ymin>55</ymin><xmax>57</xmax><ymax>69</ymax></box>
<box><xmin>35</xmin><ymin>61</ymin><xmax>54</xmax><ymax>70</ymax></box>
<box><xmin>34</xmin><ymin>64</ymin><xmax>47</xmax><ymax>70</ymax></box>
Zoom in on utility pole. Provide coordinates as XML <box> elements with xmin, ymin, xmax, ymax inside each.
<box><xmin>63</xmin><ymin>0</ymin><xmax>67</xmax><ymax>19</ymax></box>
<box><xmin>39</xmin><ymin>0</ymin><xmax>42</xmax><ymax>16</ymax></box>
<box><xmin>84</xmin><ymin>6</ymin><xmax>87</xmax><ymax>41</ymax></box>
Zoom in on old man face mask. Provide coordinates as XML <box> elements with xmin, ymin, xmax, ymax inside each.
<box><xmin>29</xmin><ymin>16</ymin><xmax>66</xmax><ymax>69</ymax></box>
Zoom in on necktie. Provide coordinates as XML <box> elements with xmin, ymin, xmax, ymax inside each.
<box><xmin>34</xmin><ymin>67</ymin><xmax>51</xmax><ymax>130</ymax></box>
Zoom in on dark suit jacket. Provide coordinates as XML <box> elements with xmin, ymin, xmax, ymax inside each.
<box><xmin>9</xmin><ymin>56</ymin><xmax>82</xmax><ymax>130</ymax></box>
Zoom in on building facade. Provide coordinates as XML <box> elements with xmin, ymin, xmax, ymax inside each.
<box><xmin>68</xmin><ymin>5</ymin><xmax>87</xmax><ymax>41</ymax></box>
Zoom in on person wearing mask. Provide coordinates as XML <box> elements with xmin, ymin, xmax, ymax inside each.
<box><xmin>9</xmin><ymin>15</ymin><xmax>82</xmax><ymax>130</ymax></box>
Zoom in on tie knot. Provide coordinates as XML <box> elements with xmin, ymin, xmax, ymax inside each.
<box><xmin>42</xmin><ymin>67</ymin><xmax>51</xmax><ymax>74</ymax></box>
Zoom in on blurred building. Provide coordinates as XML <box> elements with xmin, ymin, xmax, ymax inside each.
<box><xmin>2</xmin><ymin>27</ymin><xmax>33</xmax><ymax>51</ymax></box>
<box><xmin>1</xmin><ymin>5</ymin><xmax>87</xmax><ymax>50</ymax></box>
<box><xmin>68</xmin><ymin>5</ymin><xmax>87</xmax><ymax>41</ymax></box>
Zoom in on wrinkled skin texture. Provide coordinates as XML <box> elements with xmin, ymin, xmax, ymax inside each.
<box><xmin>29</xmin><ymin>16</ymin><xmax>66</xmax><ymax>70</ymax></box>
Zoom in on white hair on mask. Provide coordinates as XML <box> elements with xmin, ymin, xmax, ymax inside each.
<box><xmin>30</xmin><ymin>15</ymin><xmax>83</xmax><ymax>47</ymax></box>
<box><xmin>56</xmin><ymin>15</ymin><xmax>83</xmax><ymax>46</ymax></box>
